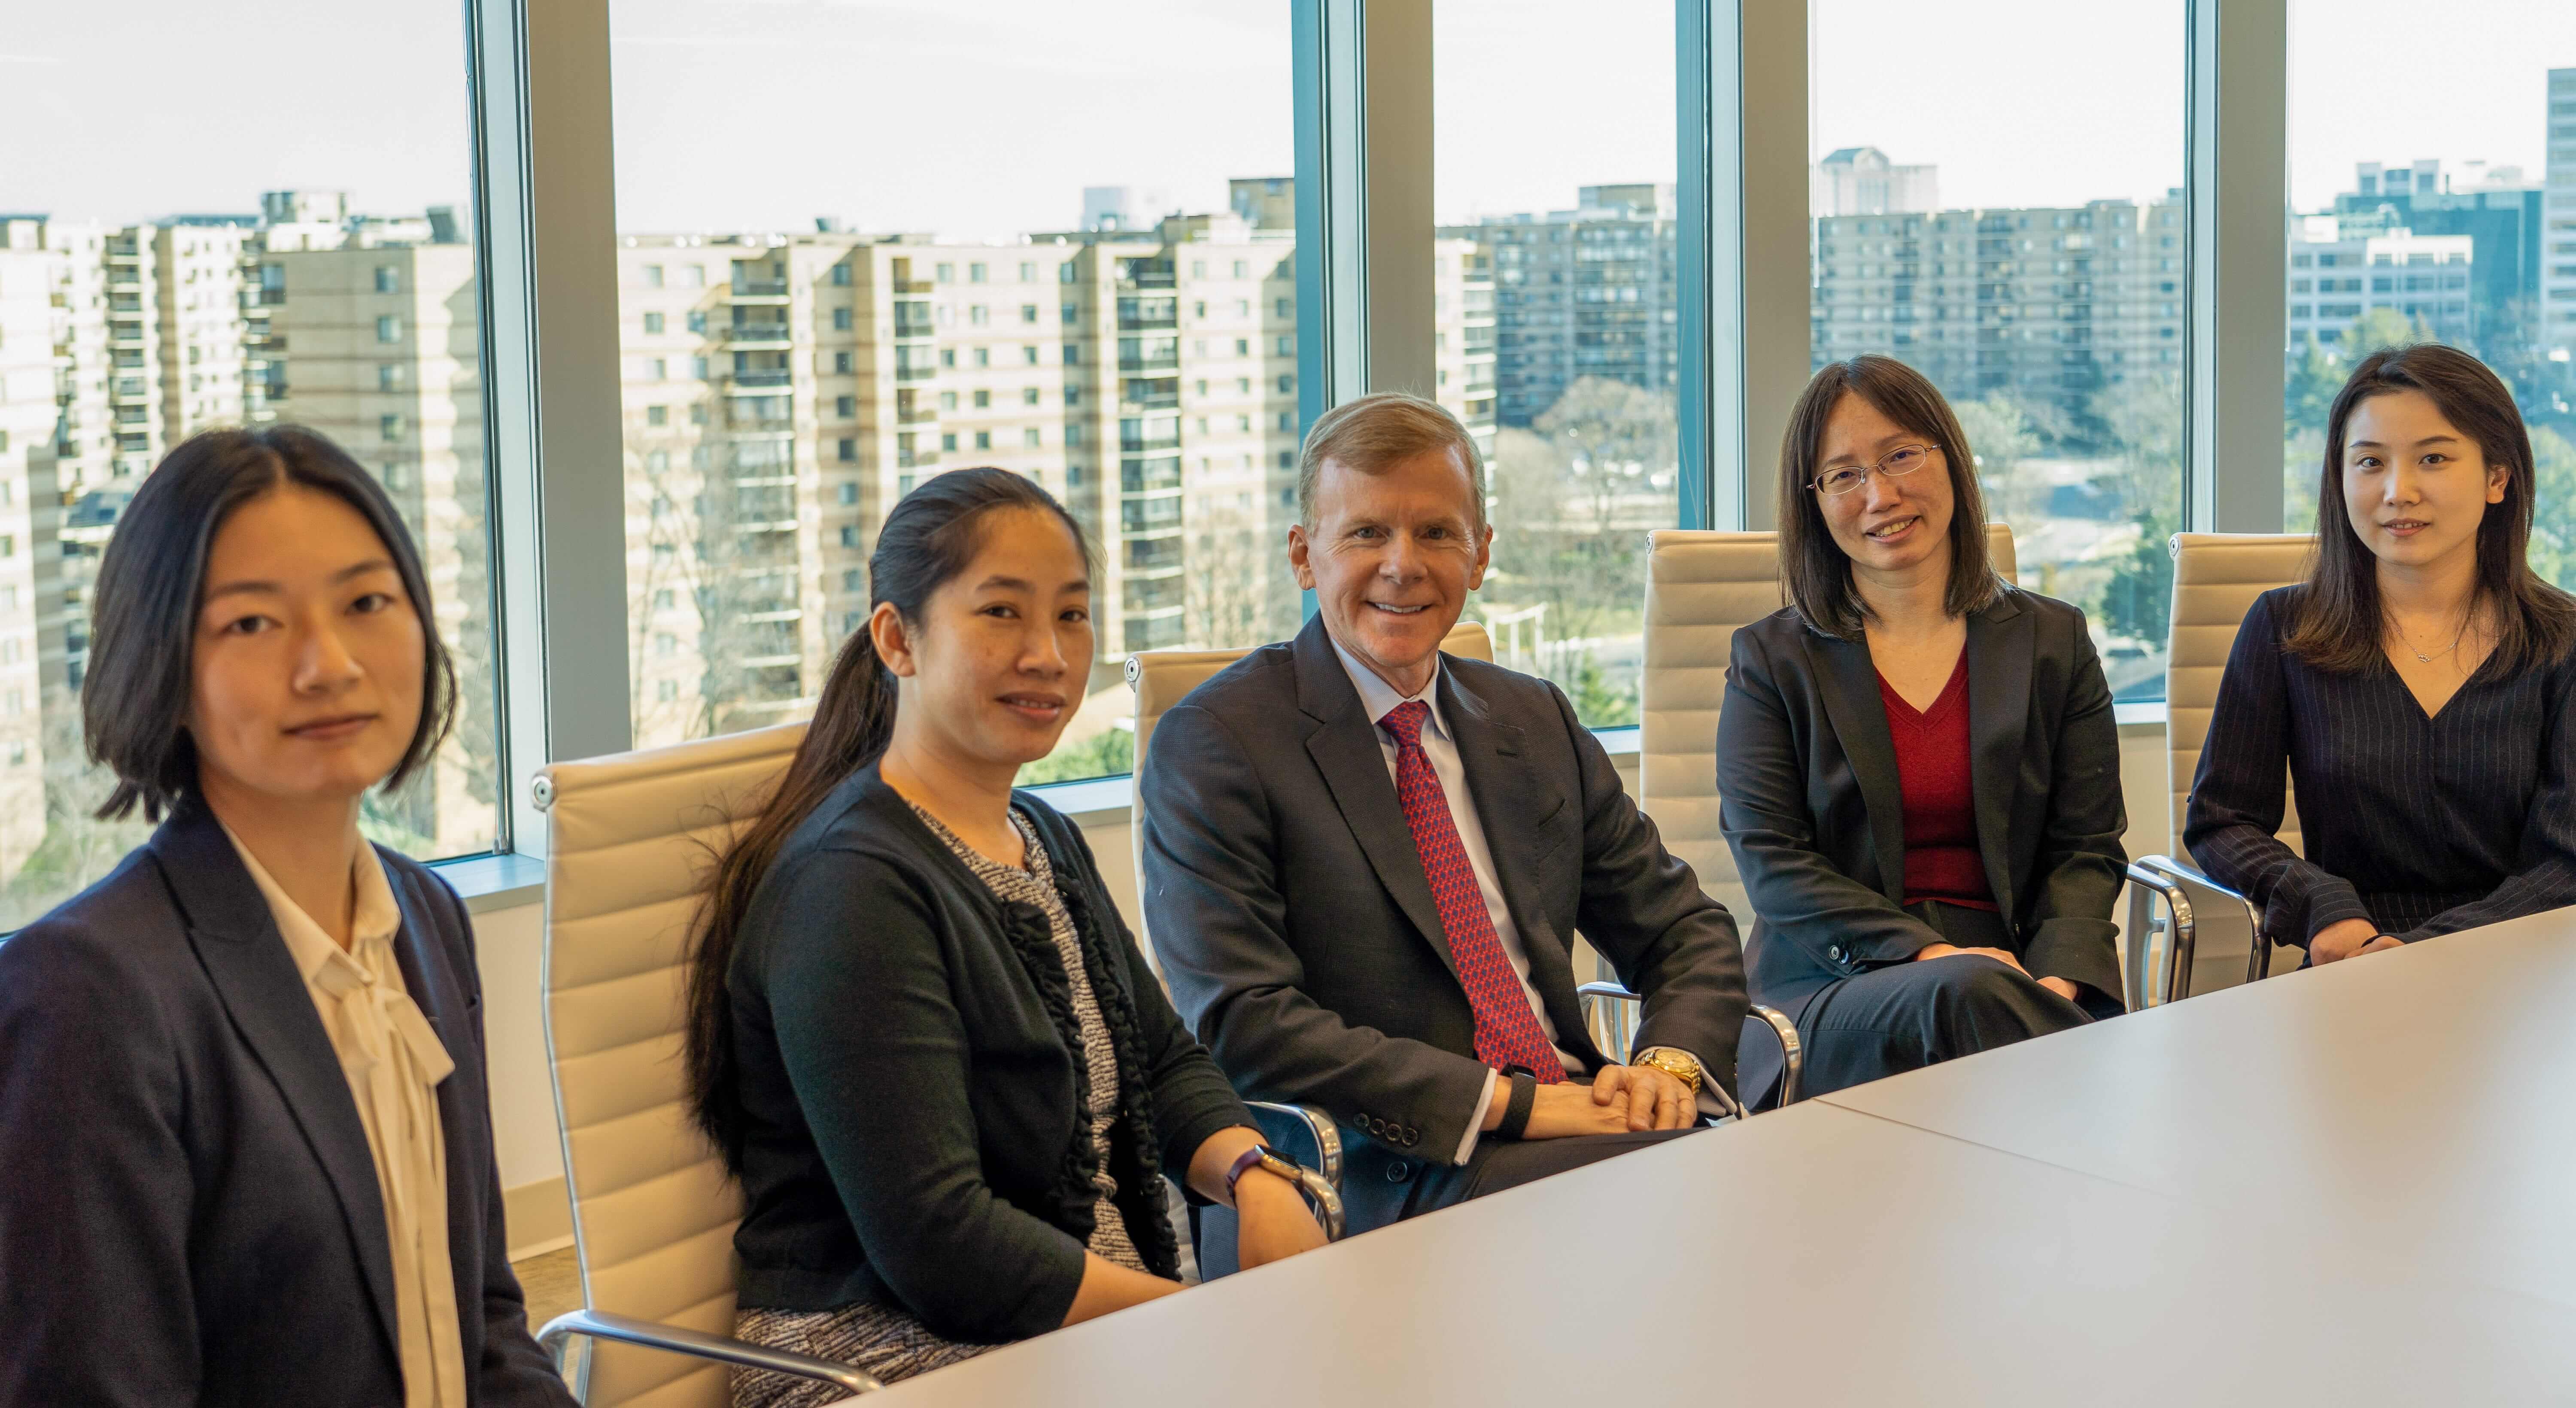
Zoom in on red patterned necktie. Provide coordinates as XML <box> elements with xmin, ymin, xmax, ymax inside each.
<box><xmin>1377</xmin><ymin>700</ymin><xmax>1564</xmax><ymax>1082</ymax></box>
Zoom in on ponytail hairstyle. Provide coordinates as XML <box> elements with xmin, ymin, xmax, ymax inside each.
<box><xmin>2284</xmin><ymin>343</ymin><xmax>2576</xmax><ymax>674</ymax></box>
<box><xmin>683</xmin><ymin>467</ymin><xmax>1095</xmax><ymax>1163</ymax></box>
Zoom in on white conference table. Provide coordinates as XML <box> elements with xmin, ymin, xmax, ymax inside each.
<box><xmin>845</xmin><ymin>909</ymin><xmax>2576</xmax><ymax>1405</ymax></box>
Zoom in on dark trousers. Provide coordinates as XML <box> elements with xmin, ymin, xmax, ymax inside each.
<box><xmin>1750</xmin><ymin>901</ymin><xmax>2115</xmax><ymax>1105</ymax></box>
<box><xmin>1193</xmin><ymin>1125</ymin><xmax>1699</xmax><ymax>1279</ymax></box>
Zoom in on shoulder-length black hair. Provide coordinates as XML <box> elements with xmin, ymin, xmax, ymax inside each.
<box><xmin>2284</xmin><ymin>343</ymin><xmax>2576</xmax><ymax>674</ymax></box>
<box><xmin>1776</xmin><ymin>354</ymin><xmax>2002</xmax><ymax>640</ymax></box>
<box><xmin>684</xmin><ymin>467</ymin><xmax>1094</xmax><ymax>1165</ymax></box>
<box><xmin>85</xmin><ymin>425</ymin><xmax>458</xmax><ymax>822</ymax></box>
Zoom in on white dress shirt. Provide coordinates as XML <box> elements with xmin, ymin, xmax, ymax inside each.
<box><xmin>224</xmin><ymin>827</ymin><xmax>466</xmax><ymax>1408</ymax></box>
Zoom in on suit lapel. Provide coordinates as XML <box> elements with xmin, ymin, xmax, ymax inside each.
<box><xmin>1965</xmin><ymin>593</ymin><xmax>2033</xmax><ymax>924</ymax></box>
<box><xmin>1293</xmin><ymin>616</ymin><xmax>1463</xmax><ymax>982</ymax></box>
<box><xmin>154</xmin><ymin>805</ymin><xmax>403</xmax><ymax>1367</ymax></box>
<box><xmin>1441</xmin><ymin>668</ymin><xmax>1598</xmax><ymax>1062</ymax></box>
<box><xmin>1807</xmin><ymin>628</ymin><xmax>1909</xmax><ymax>901</ymax></box>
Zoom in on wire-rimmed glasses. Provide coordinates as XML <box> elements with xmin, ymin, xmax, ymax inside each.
<box><xmin>1808</xmin><ymin>443</ymin><xmax>1940</xmax><ymax>497</ymax></box>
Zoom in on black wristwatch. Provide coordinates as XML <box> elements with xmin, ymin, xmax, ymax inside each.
<box><xmin>1494</xmin><ymin>1070</ymin><xmax>1539</xmax><ymax>1141</ymax></box>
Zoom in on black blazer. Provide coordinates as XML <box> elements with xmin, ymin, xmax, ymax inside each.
<box><xmin>1139</xmin><ymin>614</ymin><xmax>1748</xmax><ymax>1228</ymax></box>
<box><xmin>0</xmin><ymin>801</ymin><xmax>571</xmax><ymax>1408</ymax></box>
<box><xmin>1717</xmin><ymin>589</ymin><xmax>2128</xmax><ymax>1021</ymax></box>
<box><xmin>724</xmin><ymin>767</ymin><xmax>1249</xmax><ymax>1342</ymax></box>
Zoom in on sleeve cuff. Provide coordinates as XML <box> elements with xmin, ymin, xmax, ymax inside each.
<box><xmin>1453</xmin><ymin>1068</ymin><xmax>1497</xmax><ymax>1166</ymax></box>
<box><xmin>2300</xmin><ymin>883</ymin><xmax>2374</xmax><ymax>944</ymax></box>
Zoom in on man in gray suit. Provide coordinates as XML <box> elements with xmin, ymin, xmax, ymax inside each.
<box><xmin>1141</xmin><ymin>391</ymin><xmax>1749</xmax><ymax>1246</ymax></box>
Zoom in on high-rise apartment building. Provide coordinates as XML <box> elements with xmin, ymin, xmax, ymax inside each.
<box><xmin>154</xmin><ymin>220</ymin><xmax>257</xmax><ymax>447</ymax></box>
<box><xmin>1814</xmin><ymin>147</ymin><xmax>1941</xmax><ymax>218</ymax></box>
<box><xmin>2287</xmin><ymin>221</ymin><xmax>2476</xmax><ymax>352</ymax></box>
<box><xmin>2546</xmin><ymin>68</ymin><xmax>2576</xmax><ymax>358</ymax></box>
<box><xmin>257</xmin><ymin>240</ymin><xmax>496</xmax><ymax>856</ymax></box>
<box><xmin>0</xmin><ymin>247</ymin><xmax>57</xmax><ymax>880</ymax></box>
<box><xmin>1449</xmin><ymin>185</ymin><xmax>1677</xmax><ymax>429</ymax></box>
<box><xmin>1811</xmin><ymin>199</ymin><xmax>2187</xmax><ymax>423</ymax></box>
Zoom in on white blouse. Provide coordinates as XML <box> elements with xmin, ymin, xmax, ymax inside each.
<box><xmin>225</xmin><ymin>827</ymin><xmax>466</xmax><ymax>1408</ymax></box>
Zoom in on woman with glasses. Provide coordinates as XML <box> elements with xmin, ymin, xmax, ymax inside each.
<box><xmin>2186</xmin><ymin>345</ymin><xmax>2576</xmax><ymax>965</ymax></box>
<box><xmin>1716</xmin><ymin>355</ymin><xmax>2129</xmax><ymax>1103</ymax></box>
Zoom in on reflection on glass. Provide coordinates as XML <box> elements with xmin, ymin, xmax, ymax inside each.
<box><xmin>2282</xmin><ymin>6</ymin><xmax>2576</xmax><ymax>583</ymax></box>
<box><xmin>0</xmin><ymin>4</ymin><xmax>497</xmax><ymax>923</ymax></box>
<box><xmin>1810</xmin><ymin>0</ymin><xmax>2187</xmax><ymax>703</ymax></box>
<box><xmin>1436</xmin><ymin>0</ymin><xmax>1679</xmax><ymax>727</ymax></box>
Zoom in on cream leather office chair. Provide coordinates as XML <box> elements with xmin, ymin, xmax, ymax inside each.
<box><xmin>1634</xmin><ymin>526</ymin><xmax>2018</xmax><ymax>1077</ymax></box>
<box><xmin>1124</xmin><ymin>622</ymin><xmax>1491</xmax><ymax>1190</ymax></box>
<box><xmin>528</xmin><ymin>722</ymin><xmax>886</xmax><ymax>1406</ymax></box>
<box><xmin>2124</xmin><ymin>533</ymin><xmax>2313</xmax><ymax>1006</ymax></box>
<box><xmin>533</xmin><ymin>718</ymin><xmax>1343</xmax><ymax>1396</ymax></box>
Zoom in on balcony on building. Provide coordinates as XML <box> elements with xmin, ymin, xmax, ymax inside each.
<box><xmin>1116</xmin><ymin>258</ymin><xmax>1176</xmax><ymax>291</ymax></box>
<box><xmin>893</xmin><ymin>302</ymin><xmax>935</xmax><ymax>338</ymax></box>
<box><xmin>1116</xmin><ymin>296</ymin><xmax>1178</xmax><ymax>331</ymax></box>
<box><xmin>729</xmin><ymin>273</ymin><xmax>791</xmax><ymax>301</ymax></box>
<box><xmin>1118</xmin><ymin>336</ymin><xmax>1180</xmax><ymax>373</ymax></box>
<box><xmin>1120</xmin><ymin>492</ymin><xmax>1185</xmax><ymax>535</ymax></box>
<box><xmin>726</xmin><ymin>369</ymin><xmax>793</xmax><ymax>391</ymax></box>
<box><xmin>728</xmin><ymin>321</ymin><xmax>792</xmax><ymax>347</ymax></box>
<box><xmin>895</xmin><ymin>349</ymin><xmax>939</xmax><ymax>382</ymax></box>
<box><xmin>1120</xmin><ymin>376</ymin><xmax>1179</xmax><ymax>410</ymax></box>
<box><xmin>895</xmin><ymin>392</ymin><xmax>937</xmax><ymax>425</ymax></box>
<box><xmin>1121</xmin><ymin>455</ymin><xmax>1182</xmax><ymax>494</ymax></box>
<box><xmin>1118</xmin><ymin>416</ymin><xmax>1181</xmax><ymax>455</ymax></box>
<box><xmin>1125</xmin><ymin>534</ymin><xmax>1186</xmax><ymax>572</ymax></box>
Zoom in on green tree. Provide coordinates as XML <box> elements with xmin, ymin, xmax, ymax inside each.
<box><xmin>1563</xmin><ymin>654</ymin><xmax>1638</xmax><ymax>728</ymax></box>
<box><xmin>2525</xmin><ymin>427</ymin><xmax>2576</xmax><ymax>592</ymax></box>
<box><xmin>1018</xmin><ymin>725</ymin><xmax>1134</xmax><ymax>786</ymax></box>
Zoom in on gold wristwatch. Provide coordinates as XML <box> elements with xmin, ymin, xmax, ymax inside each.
<box><xmin>1631</xmin><ymin>1047</ymin><xmax>1703</xmax><ymax>1095</ymax></box>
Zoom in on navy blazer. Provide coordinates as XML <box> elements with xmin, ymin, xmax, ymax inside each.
<box><xmin>0</xmin><ymin>801</ymin><xmax>573</xmax><ymax>1408</ymax></box>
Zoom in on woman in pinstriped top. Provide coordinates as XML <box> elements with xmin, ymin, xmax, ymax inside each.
<box><xmin>2187</xmin><ymin>344</ymin><xmax>2576</xmax><ymax>966</ymax></box>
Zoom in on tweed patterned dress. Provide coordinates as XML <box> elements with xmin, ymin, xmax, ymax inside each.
<box><xmin>730</xmin><ymin>804</ymin><xmax>1145</xmax><ymax>1406</ymax></box>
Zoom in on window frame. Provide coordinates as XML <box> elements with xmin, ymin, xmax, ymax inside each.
<box><xmin>437</xmin><ymin>0</ymin><xmax>2286</xmax><ymax>889</ymax></box>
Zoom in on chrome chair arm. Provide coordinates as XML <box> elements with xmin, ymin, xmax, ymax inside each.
<box><xmin>537</xmin><ymin>1307</ymin><xmax>884</xmax><ymax>1397</ymax></box>
<box><xmin>2135</xmin><ymin>854</ymin><xmax>2274</xmax><ymax>986</ymax></box>
<box><xmin>2122</xmin><ymin>861</ymin><xmax>2196</xmax><ymax>1009</ymax></box>
<box><xmin>1576</xmin><ymin>981</ymin><xmax>1804</xmax><ymax>1114</ymax></box>
<box><xmin>1239</xmin><ymin>1101</ymin><xmax>1347</xmax><ymax>1241</ymax></box>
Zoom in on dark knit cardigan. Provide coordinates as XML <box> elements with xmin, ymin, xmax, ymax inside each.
<box><xmin>722</xmin><ymin>764</ymin><xmax>1250</xmax><ymax>1342</ymax></box>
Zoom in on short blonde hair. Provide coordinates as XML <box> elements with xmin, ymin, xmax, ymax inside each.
<box><xmin>1296</xmin><ymin>391</ymin><xmax>1487</xmax><ymax>531</ymax></box>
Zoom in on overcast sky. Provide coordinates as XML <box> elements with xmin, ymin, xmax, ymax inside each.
<box><xmin>2</xmin><ymin>0</ymin><xmax>2568</xmax><ymax>232</ymax></box>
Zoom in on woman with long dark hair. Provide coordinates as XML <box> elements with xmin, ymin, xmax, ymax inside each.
<box><xmin>0</xmin><ymin>427</ymin><xmax>571</xmax><ymax>1407</ymax></box>
<box><xmin>2187</xmin><ymin>344</ymin><xmax>2576</xmax><ymax>963</ymax></box>
<box><xmin>1718</xmin><ymin>355</ymin><xmax>2128</xmax><ymax>1103</ymax></box>
<box><xmin>687</xmin><ymin>468</ymin><xmax>1325</xmax><ymax>1402</ymax></box>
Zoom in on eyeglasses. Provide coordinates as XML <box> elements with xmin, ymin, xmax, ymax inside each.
<box><xmin>1809</xmin><ymin>444</ymin><xmax>1940</xmax><ymax>497</ymax></box>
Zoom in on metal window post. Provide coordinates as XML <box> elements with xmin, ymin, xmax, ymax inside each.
<box><xmin>1679</xmin><ymin>0</ymin><xmax>1809</xmax><ymax>532</ymax></box>
<box><xmin>466</xmin><ymin>0</ymin><xmax>632</xmax><ymax>857</ymax></box>
<box><xmin>2185</xmin><ymin>0</ymin><xmax>2289</xmax><ymax>533</ymax></box>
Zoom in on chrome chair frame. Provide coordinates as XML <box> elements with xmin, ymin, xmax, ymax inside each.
<box><xmin>2120</xmin><ymin>854</ymin><xmax>2272</xmax><ymax>1008</ymax></box>
<box><xmin>537</xmin><ymin>1308</ymin><xmax>885</xmax><ymax>1399</ymax></box>
<box><xmin>1575</xmin><ymin>982</ymin><xmax>1804</xmax><ymax>1113</ymax></box>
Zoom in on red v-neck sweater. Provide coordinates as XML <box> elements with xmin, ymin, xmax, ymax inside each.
<box><xmin>1877</xmin><ymin>652</ymin><xmax>1997</xmax><ymax>912</ymax></box>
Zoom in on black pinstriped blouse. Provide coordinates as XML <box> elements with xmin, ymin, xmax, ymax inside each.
<box><xmin>2185</xmin><ymin>586</ymin><xmax>2576</xmax><ymax>946</ymax></box>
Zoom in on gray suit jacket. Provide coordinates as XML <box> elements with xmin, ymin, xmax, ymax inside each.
<box><xmin>1717</xmin><ymin>588</ymin><xmax>2128</xmax><ymax>1036</ymax></box>
<box><xmin>1140</xmin><ymin>615</ymin><xmax>1747</xmax><ymax>1231</ymax></box>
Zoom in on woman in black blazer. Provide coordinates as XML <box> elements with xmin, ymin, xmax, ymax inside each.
<box><xmin>686</xmin><ymin>469</ymin><xmax>1325</xmax><ymax>1402</ymax></box>
<box><xmin>2187</xmin><ymin>345</ymin><xmax>2576</xmax><ymax>963</ymax></box>
<box><xmin>1719</xmin><ymin>356</ymin><xmax>2129</xmax><ymax>1103</ymax></box>
<box><xmin>0</xmin><ymin>428</ymin><xmax>571</xmax><ymax>1407</ymax></box>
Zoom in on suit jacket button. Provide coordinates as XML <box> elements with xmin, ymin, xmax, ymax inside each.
<box><xmin>1829</xmin><ymin>944</ymin><xmax>1847</xmax><ymax>963</ymax></box>
<box><xmin>1403</xmin><ymin>1128</ymin><xmax>1419</xmax><ymax>1145</ymax></box>
<box><xmin>1385</xmin><ymin>1162</ymin><xmax>1413</xmax><ymax>1183</ymax></box>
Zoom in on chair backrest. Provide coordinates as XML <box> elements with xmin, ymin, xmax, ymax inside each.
<box><xmin>2166</xmin><ymin>532</ymin><xmax>2311</xmax><ymax>859</ymax></box>
<box><xmin>538</xmin><ymin>722</ymin><xmax>806</xmax><ymax>1408</ymax></box>
<box><xmin>1126</xmin><ymin>622</ymin><xmax>1494</xmax><ymax>958</ymax></box>
<box><xmin>1640</xmin><ymin>524</ymin><xmax>2018</xmax><ymax>917</ymax></box>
